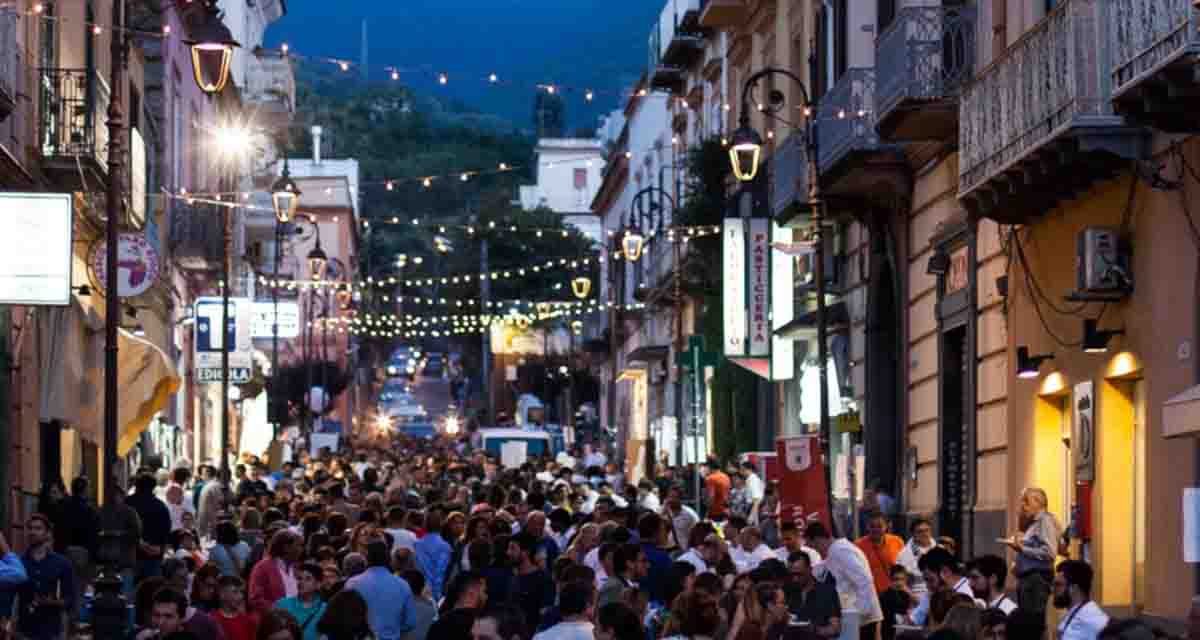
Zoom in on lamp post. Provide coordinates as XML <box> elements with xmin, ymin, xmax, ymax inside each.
<box><xmin>187</xmin><ymin>0</ymin><xmax>239</xmax><ymax>474</ymax></box>
<box><xmin>730</xmin><ymin>66</ymin><xmax>839</xmax><ymax>535</ymax></box>
<box><xmin>626</xmin><ymin>186</ymin><xmax>680</xmax><ymax>473</ymax></box>
<box><xmin>270</xmin><ymin>152</ymin><xmax>301</xmax><ymax>439</ymax></box>
<box><xmin>301</xmin><ymin>218</ymin><xmax>327</xmax><ymax>434</ymax></box>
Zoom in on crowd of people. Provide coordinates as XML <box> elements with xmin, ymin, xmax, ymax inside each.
<box><xmin>4</xmin><ymin>433</ymin><xmax>1193</xmax><ymax>640</ymax></box>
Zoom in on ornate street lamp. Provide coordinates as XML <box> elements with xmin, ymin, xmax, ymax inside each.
<box><xmin>307</xmin><ymin>230</ymin><xmax>328</xmax><ymax>281</ymax></box>
<box><xmin>571</xmin><ymin>276</ymin><xmax>592</xmax><ymax>299</ymax></box>
<box><xmin>622</xmin><ymin>212</ymin><xmax>646</xmax><ymax>263</ymax></box>
<box><xmin>186</xmin><ymin>0</ymin><xmax>241</xmax><ymax>94</ymax></box>
<box><xmin>336</xmin><ymin>283</ymin><xmax>352</xmax><ymax>309</ymax></box>
<box><xmin>729</xmin><ymin>121</ymin><xmax>765</xmax><ymax>182</ymax></box>
<box><xmin>271</xmin><ymin>157</ymin><xmax>301</xmax><ymax>223</ymax></box>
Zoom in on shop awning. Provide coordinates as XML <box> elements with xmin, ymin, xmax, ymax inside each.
<box><xmin>76</xmin><ymin>328</ymin><xmax>182</xmax><ymax>455</ymax></box>
<box><xmin>627</xmin><ymin>345</ymin><xmax>670</xmax><ymax>363</ymax></box>
<box><xmin>774</xmin><ymin>301</ymin><xmax>850</xmax><ymax>340</ymax></box>
<box><xmin>1163</xmin><ymin>384</ymin><xmax>1200</xmax><ymax>438</ymax></box>
<box><xmin>115</xmin><ymin>329</ymin><xmax>182</xmax><ymax>455</ymax></box>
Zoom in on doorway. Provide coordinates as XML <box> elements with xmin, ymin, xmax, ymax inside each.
<box><xmin>1097</xmin><ymin>376</ymin><xmax>1146</xmax><ymax>612</ymax></box>
<box><xmin>865</xmin><ymin>224</ymin><xmax>901</xmax><ymax>499</ymax></box>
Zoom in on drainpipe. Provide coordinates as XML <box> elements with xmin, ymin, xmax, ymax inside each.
<box><xmin>0</xmin><ymin>306</ymin><xmax>10</xmax><ymax>531</ymax></box>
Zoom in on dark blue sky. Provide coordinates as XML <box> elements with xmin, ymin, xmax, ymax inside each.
<box><xmin>266</xmin><ymin>0</ymin><xmax>662</xmax><ymax>130</ymax></box>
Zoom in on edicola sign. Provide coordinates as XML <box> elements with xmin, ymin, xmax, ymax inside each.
<box><xmin>194</xmin><ymin>297</ymin><xmax>253</xmax><ymax>383</ymax></box>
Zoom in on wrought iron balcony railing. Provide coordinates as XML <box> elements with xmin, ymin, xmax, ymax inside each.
<box><xmin>1112</xmin><ymin>0</ymin><xmax>1198</xmax><ymax>96</ymax></box>
<box><xmin>1110</xmin><ymin>0</ymin><xmax>1200</xmax><ymax>131</ymax></box>
<box><xmin>38</xmin><ymin>67</ymin><xmax>110</xmax><ymax>168</ymax></box>
<box><xmin>958</xmin><ymin>0</ymin><xmax>1127</xmax><ymax>202</ymax></box>
<box><xmin>876</xmin><ymin>5</ymin><xmax>976</xmax><ymax>141</ymax></box>
<box><xmin>170</xmin><ymin>200</ymin><xmax>225</xmax><ymax>271</ymax></box>
<box><xmin>817</xmin><ymin>68</ymin><xmax>887</xmax><ymax>171</ymax></box>
<box><xmin>0</xmin><ymin>7</ymin><xmax>17</xmax><ymax>121</ymax></box>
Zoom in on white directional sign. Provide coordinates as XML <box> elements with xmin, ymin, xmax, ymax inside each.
<box><xmin>251</xmin><ymin>301</ymin><xmax>301</xmax><ymax>338</ymax></box>
<box><xmin>194</xmin><ymin>297</ymin><xmax>253</xmax><ymax>383</ymax></box>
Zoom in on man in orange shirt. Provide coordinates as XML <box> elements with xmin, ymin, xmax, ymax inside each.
<box><xmin>701</xmin><ymin>457</ymin><xmax>731</xmax><ymax>521</ymax></box>
<box><xmin>855</xmin><ymin>511</ymin><xmax>905</xmax><ymax>593</ymax></box>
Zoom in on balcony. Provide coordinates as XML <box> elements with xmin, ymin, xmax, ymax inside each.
<box><xmin>649</xmin><ymin>0</ymin><xmax>705</xmax><ymax>92</ymax></box>
<box><xmin>773</xmin><ymin>69</ymin><xmax>907</xmax><ymax>224</ymax></box>
<box><xmin>38</xmin><ymin>68</ymin><xmax>110</xmax><ymax>188</ymax></box>
<box><xmin>170</xmin><ymin>201</ymin><xmax>225</xmax><ymax>271</ymax></box>
<box><xmin>1111</xmin><ymin>0</ymin><xmax>1200</xmax><ymax>132</ymax></box>
<box><xmin>699</xmin><ymin>0</ymin><xmax>746</xmax><ymax>28</ymax></box>
<box><xmin>245</xmin><ymin>53</ymin><xmax>295</xmax><ymax>131</ymax></box>
<box><xmin>958</xmin><ymin>0</ymin><xmax>1144</xmax><ymax>224</ymax></box>
<box><xmin>0</xmin><ymin>8</ymin><xmax>17</xmax><ymax>123</ymax></box>
<box><xmin>876</xmin><ymin>6</ymin><xmax>976</xmax><ymax>145</ymax></box>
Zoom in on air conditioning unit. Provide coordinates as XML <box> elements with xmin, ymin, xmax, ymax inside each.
<box><xmin>1076</xmin><ymin>226</ymin><xmax>1130</xmax><ymax>294</ymax></box>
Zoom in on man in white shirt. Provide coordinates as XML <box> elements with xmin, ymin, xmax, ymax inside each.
<box><xmin>910</xmin><ymin>547</ymin><xmax>980</xmax><ymax>626</ymax></box>
<box><xmin>637</xmin><ymin>481</ymin><xmax>661</xmax><ymax>512</ymax></box>
<box><xmin>677</xmin><ymin>534</ymin><xmax>719</xmax><ymax>575</ymax></box>
<box><xmin>383</xmin><ymin>506</ymin><xmax>418</xmax><ymax>552</ymax></box>
<box><xmin>968</xmin><ymin>554</ymin><xmax>1017</xmax><ymax>614</ymax></box>
<box><xmin>532</xmin><ymin>580</ymin><xmax>595</xmax><ymax>640</ymax></box>
<box><xmin>805</xmin><ymin>522</ymin><xmax>882</xmax><ymax>640</ymax></box>
<box><xmin>1054</xmin><ymin>560</ymin><xmax>1108</xmax><ymax>640</ymax></box>
<box><xmin>740</xmin><ymin>461</ymin><xmax>765</xmax><ymax>523</ymax></box>
<box><xmin>895</xmin><ymin>517</ymin><xmax>936</xmax><ymax>598</ymax></box>
<box><xmin>731</xmin><ymin>526</ymin><xmax>776</xmax><ymax>574</ymax></box>
<box><xmin>662</xmin><ymin>496</ymin><xmax>698</xmax><ymax>551</ymax></box>
<box><xmin>775</xmin><ymin>521</ymin><xmax>822</xmax><ymax>568</ymax></box>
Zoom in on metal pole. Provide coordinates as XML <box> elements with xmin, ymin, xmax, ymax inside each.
<box><xmin>220</xmin><ymin>179</ymin><xmax>231</xmax><ymax>474</ymax></box>
<box><xmin>0</xmin><ymin>306</ymin><xmax>12</xmax><ymax>527</ymax></box>
<box><xmin>480</xmin><ymin>233</ymin><xmax>492</xmax><ymax>423</ymax></box>
<box><xmin>102</xmin><ymin>0</ymin><xmax>127</xmax><ymax>503</ymax></box>
<box><xmin>808</xmin><ymin>109</ymin><xmax>837</xmax><ymax>538</ymax></box>
<box><xmin>271</xmin><ymin>221</ymin><xmax>280</xmax><ymax>438</ymax></box>
<box><xmin>674</xmin><ymin>240</ymin><xmax>684</xmax><ymax>469</ymax></box>
<box><xmin>691</xmin><ymin>341</ymin><xmax>703</xmax><ymax>512</ymax></box>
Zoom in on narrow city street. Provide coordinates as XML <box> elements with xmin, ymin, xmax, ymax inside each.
<box><xmin>1</xmin><ymin>1</ymin><xmax>1199</xmax><ymax>639</ymax></box>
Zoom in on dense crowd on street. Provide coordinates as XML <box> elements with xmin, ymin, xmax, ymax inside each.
<box><xmin>1</xmin><ymin>430</ymin><xmax>1190</xmax><ymax>640</ymax></box>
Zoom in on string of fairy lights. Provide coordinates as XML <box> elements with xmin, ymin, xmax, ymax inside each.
<box><xmin>22</xmin><ymin>6</ymin><xmax>873</xmax><ymax>196</ymax></box>
<box><xmin>307</xmin><ymin>300</ymin><xmax>648</xmax><ymax>339</ymax></box>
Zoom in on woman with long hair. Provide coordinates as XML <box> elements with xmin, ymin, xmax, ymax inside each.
<box><xmin>661</xmin><ymin>590</ymin><xmax>723</xmax><ymax>640</ymax></box>
<box><xmin>941</xmin><ymin>603</ymin><xmax>982</xmax><ymax>639</ymax></box>
<box><xmin>315</xmin><ymin>590</ymin><xmax>374</xmax><ymax>640</ymax></box>
<box><xmin>729</xmin><ymin>582</ymin><xmax>790</xmax><ymax>640</ymax></box>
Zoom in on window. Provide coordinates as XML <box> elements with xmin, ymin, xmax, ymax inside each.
<box><xmin>834</xmin><ymin>0</ymin><xmax>848</xmax><ymax>82</ymax></box>
<box><xmin>878</xmin><ymin>0</ymin><xmax>896</xmax><ymax>34</ymax></box>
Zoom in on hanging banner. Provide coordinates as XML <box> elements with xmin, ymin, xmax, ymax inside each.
<box><xmin>722</xmin><ymin>213</ymin><xmax>794</xmax><ymax>379</ymax></box>
<box><xmin>776</xmin><ymin>434</ymin><xmax>833</xmax><ymax>533</ymax></box>
<box><xmin>748</xmin><ymin>218</ymin><xmax>770</xmax><ymax>356</ymax></box>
